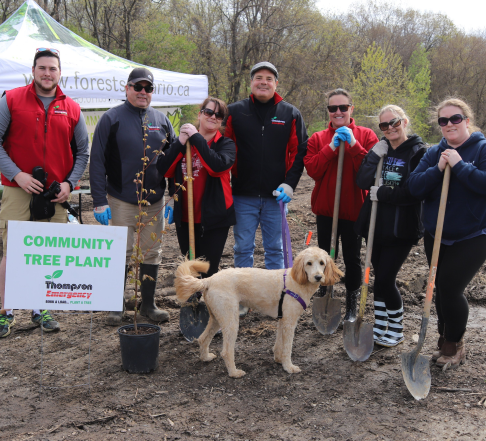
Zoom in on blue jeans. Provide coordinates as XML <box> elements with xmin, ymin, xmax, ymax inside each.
<box><xmin>233</xmin><ymin>195</ymin><xmax>285</xmax><ymax>269</ymax></box>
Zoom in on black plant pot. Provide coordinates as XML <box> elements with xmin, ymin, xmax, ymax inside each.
<box><xmin>118</xmin><ymin>324</ymin><xmax>161</xmax><ymax>373</ymax></box>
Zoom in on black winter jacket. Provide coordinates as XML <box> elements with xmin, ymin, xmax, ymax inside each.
<box><xmin>156</xmin><ymin>131</ymin><xmax>236</xmax><ymax>233</ymax></box>
<box><xmin>355</xmin><ymin>135</ymin><xmax>427</xmax><ymax>244</ymax></box>
<box><xmin>224</xmin><ymin>93</ymin><xmax>308</xmax><ymax>197</ymax></box>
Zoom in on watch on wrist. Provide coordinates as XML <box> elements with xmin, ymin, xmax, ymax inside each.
<box><xmin>64</xmin><ymin>180</ymin><xmax>73</xmax><ymax>192</ymax></box>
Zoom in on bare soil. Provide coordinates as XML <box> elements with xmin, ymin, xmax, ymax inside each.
<box><xmin>1</xmin><ymin>172</ymin><xmax>485</xmax><ymax>441</ymax></box>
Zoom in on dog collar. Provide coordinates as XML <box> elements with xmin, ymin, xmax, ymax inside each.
<box><xmin>277</xmin><ymin>270</ymin><xmax>307</xmax><ymax>319</ymax></box>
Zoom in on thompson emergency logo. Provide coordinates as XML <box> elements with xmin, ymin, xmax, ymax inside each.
<box><xmin>43</xmin><ymin>270</ymin><xmax>93</xmax><ymax>305</ymax></box>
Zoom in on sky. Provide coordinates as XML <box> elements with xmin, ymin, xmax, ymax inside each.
<box><xmin>316</xmin><ymin>0</ymin><xmax>486</xmax><ymax>34</ymax></box>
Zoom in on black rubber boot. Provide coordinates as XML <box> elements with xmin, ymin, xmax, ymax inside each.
<box><xmin>106</xmin><ymin>265</ymin><xmax>128</xmax><ymax>326</ymax></box>
<box><xmin>343</xmin><ymin>288</ymin><xmax>360</xmax><ymax>322</ymax></box>
<box><xmin>139</xmin><ymin>263</ymin><xmax>169</xmax><ymax>323</ymax></box>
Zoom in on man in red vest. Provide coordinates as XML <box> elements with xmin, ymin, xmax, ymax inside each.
<box><xmin>0</xmin><ymin>48</ymin><xmax>89</xmax><ymax>338</ymax></box>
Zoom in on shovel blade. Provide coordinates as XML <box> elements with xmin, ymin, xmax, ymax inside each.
<box><xmin>343</xmin><ymin>320</ymin><xmax>374</xmax><ymax>361</ymax></box>
<box><xmin>179</xmin><ymin>295</ymin><xmax>210</xmax><ymax>342</ymax></box>
<box><xmin>401</xmin><ymin>351</ymin><xmax>431</xmax><ymax>400</ymax></box>
<box><xmin>312</xmin><ymin>291</ymin><xmax>341</xmax><ymax>335</ymax></box>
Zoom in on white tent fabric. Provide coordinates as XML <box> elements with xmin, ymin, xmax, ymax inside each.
<box><xmin>0</xmin><ymin>0</ymin><xmax>208</xmax><ymax>109</ymax></box>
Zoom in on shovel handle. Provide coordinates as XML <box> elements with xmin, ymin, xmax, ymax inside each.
<box><xmin>358</xmin><ymin>156</ymin><xmax>385</xmax><ymax>319</ymax></box>
<box><xmin>186</xmin><ymin>140</ymin><xmax>195</xmax><ymax>261</ymax></box>
<box><xmin>330</xmin><ymin>141</ymin><xmax>346</xmax><ymax>260</ymax></box>
<box><xmin>415</xmin><ymin>164</ymin><xmax>451</xmax><ymax>354</ymax></box>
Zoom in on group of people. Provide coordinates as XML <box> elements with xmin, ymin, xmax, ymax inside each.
<box><xmin>0</xmin><ymin>50</ymin><xmax>485</xmax><ymax>372</ymax></box>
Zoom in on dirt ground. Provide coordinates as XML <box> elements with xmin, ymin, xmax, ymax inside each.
<box><xmin>1</xmin><ymin>172</ymin><xmax>485</xmax><ymax>441</ymax></box>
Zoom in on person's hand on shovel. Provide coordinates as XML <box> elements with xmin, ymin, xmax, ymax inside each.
<box><xmin>371</xmin><ymin>140</ymin><xmax>388</xmax><ymax>158</ymax></box>
<box><xmin>440</xmin><ymin>149</ymin><xmax>462</xmax><ymax>170</ymax></box>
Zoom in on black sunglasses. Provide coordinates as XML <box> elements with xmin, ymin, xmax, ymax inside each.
<box><xmin>201</xmin><ymin>108</ymin><xmax>224</xmax><ymax>120</ymax></box>
<box><xmin>129</xmin><ymin>83</ymin><xmax>154</xmax><ymax>93</ymax></box>
<box><xmin>379</xmin><ymin>118</ymin><xmax>402</xmax><ymax>132</ymax></box>
<box><xmin>438</xmin><ymin>114</ymin><xmax>467</xmax><ymax>127</ymax></box>
<box><xmin>327</xmin><ymin>104</ymin><xmax>352</xmax><ymax>113</ymax></box>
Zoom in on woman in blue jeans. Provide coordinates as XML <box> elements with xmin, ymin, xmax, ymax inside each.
<box><xmin>408</xmin><ymin>97</ymin><xmax>486</xmax><ymax>369</ymax></box>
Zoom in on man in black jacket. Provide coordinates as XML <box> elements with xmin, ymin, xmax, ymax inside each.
<box><xmin>225</xmin><ymin>62</ymin><xmax>308</xmax><ymax>300</ymax></box>
<box><xmin>90</xmin><ymin>67</ymin><xmax>175</xmax><ymax>325</ymax></box>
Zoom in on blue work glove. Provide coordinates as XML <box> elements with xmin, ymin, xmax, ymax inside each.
<box><xmin>274</xmin><ymin>183</ymin><xmax>293</xmax><ymax>203</ymax></box>
<box><xmin>93</xmin><ymin>205</ymin><xmax>111</xmax><ymax>225</ymax></box>
<box><xmin>334</xmin><ymin>126</ymin><xmax>356</xmax><ymax>147</ymax></box>
<box><xmin>165</xmin><ymin>205</ymin><xmax>174</xmax><ymax>224</ymax></box>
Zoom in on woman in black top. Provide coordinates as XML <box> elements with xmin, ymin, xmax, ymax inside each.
<box><xmin>355</xmin><ymin>105</ymin><xmax>426</xmax><ymax>347</ymax></box>
<box><xmin>157</xmin><ymin>97</ymin><xmax>236</xmax><ymax>278</ymax></box>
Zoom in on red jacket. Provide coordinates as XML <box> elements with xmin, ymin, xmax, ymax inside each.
<box><xmin>304</xmin><ymin>119</ymin><xmax>378</xmax><ymax>221</ymax></box>
<box><xmin>2</xmin><ymin>82</ymin><xmax>80</xmax><ymax>188</ymax></box>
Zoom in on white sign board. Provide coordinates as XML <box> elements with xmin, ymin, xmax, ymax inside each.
<box><xmin>4</xmin><ymin>221</ymin><xmax>128</xmax><ymax>311</ymax></box>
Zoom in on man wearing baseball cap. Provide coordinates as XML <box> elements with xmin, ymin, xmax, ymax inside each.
<box><xmin>225</xmin><ymin>62</ymin><xmax>308</xmax><ymax>314</ymax></box>
<box><xmin>90</xmin><ymin>67</ymin><xmax>176</xmax><ymax>325</ymax></box>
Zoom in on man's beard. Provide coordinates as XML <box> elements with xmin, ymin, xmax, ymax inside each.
<box><xmin>34</xmin><ymin>77</ymin><xmax>57</xmax><ymax>93</ymax></box>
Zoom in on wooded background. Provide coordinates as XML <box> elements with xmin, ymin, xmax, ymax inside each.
<box><xmin>3</xmin><ymin>0</ymin><xmax>485</xmax><ymax>141</ymax></box>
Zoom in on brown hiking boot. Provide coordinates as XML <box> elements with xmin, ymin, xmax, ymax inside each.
<box><xmin>431</xmin><ymin>335</ymin><xmax>445</xmax><ymax>362</ymax></box>
<box><xmin>435</xmin><ymin>339</ymin><xmax>466</xmax><ymax>369</ymax></box>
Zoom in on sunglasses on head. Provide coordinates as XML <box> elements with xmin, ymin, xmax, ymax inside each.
<box><xmin>438</xmin><ymin>114</ymin><xmax>467</xmax><ymax>127</ymax></box>
<box><xmin>36</xmin><ymin>47</ymin><xmax>60</xmax><ymax>56</ymax></box>
<box><xmin>201</xmin><ymin>108</ymin><xmax>224</xmax><ymax>120</ymax></box>
<box><xmin>327</xmin><ymin>104</ymin><xmax>352</xmax><ymax>113</ymax></box>
<box><xmin>379</xmin><ymin>118</ymin><xmax>402</xmax><ymax>132</ymax></box>
<box><xmin>129</xmin><ymin>83</ymin><xmax>154</xmax><ymax>93</ymax></box>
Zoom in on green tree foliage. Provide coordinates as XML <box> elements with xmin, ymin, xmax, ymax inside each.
<box><xmin>406</xmin><ymin>44</ymin><xmax>432</xmax><ymax>140</ymax></box>
<box><xmin>352</xmin><ymin>43</ymin><xmax>408</xmax><ymax>129</ymax></box>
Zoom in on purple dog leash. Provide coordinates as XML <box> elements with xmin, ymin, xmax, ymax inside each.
<box><xmin>277</xmin><ymin>201</ymin><xmax>306</xmax><ymax>318</ymax></box>
<box><xmin>279</xmin><ymin>200</ymin><xmax>293</xmax><ymax>269</ymax></box>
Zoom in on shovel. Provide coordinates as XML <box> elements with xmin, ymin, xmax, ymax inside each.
<box><xmin>343</xmin><ymin>156</ymin><xmax>384</xmax><ymax>361</ymax></box>
<box><xmin>313</xmin><ymin>141</ymin><xmax>345</xmax><ymax>335</ymax></box>
<box><xmin>179</xmin><ymin>140</ymin><xmax>210</xmax><ymax>342</ymax></box>
<box><xmin>401</xmin><ymin>164</ymin><xmax>451</xmax><ymax>400</ymax></box>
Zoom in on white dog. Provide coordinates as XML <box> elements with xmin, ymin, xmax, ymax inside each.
<box><xmin>175</xmin><ymin>247</ymin><xmax>343</xmax><ymax>378</ymax></box>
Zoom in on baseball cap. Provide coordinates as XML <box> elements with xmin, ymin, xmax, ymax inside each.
<box><xmin>250</xmin><ymin>62</ymin><xmax>278</xmax><ymax>80</ymax></box>
<box><xmin>127</xmin><ymin>67</ymin><xmax>154</xmax><ymax>85</ymax></box>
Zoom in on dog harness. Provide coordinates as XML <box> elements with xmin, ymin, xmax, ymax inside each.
<box><xmin>277</xmin><ymin>270</ymin><xmax>307</xmax><ymax>319</ymax></box>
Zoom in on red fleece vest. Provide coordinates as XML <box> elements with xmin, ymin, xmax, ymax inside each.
<box><xmin>3</xmin><ymin>82</ymin><xmax>80</xmax><ymax>188</ymax></box>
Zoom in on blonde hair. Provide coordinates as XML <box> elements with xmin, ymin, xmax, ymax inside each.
<box><xmin>378</xmin><ymin>104</ymin><xmax>411</xmax><ymax>134</ymax></box>
<box><xmin>435</xmin><ymin>97</ymin><xmax>480</xmax><ymax>134</ymax></box>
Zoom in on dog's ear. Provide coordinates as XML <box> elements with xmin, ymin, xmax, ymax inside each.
<box><xmin>322</xmin><ymin>257</ymin><xmax>344</xmax><ymax>286</ymax></box>
<box><xmin>290</xmin><ymin>252</ymin><xmax>309</xmax><ymax>285</ymax></box>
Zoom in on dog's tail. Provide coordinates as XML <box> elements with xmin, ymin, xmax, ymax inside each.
<box><xmin>175</xmin><ymin>259</ymin><xmax>211</xmax><ymax>302</ymax></box>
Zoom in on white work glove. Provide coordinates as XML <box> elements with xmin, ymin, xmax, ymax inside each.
<box><xmin>370</xmin><ymin>186</ymin><xmax>380</xmax><ymax>201</ymax></box>
<box><xmin>372</xmin><ymin>140</ymin><xmax>388</xmax><ymax>158</ymax></box>
<box><xmin>273</xmin><ymin>183</ymin><xmax>293</xmax><ymax>203</ymax></box>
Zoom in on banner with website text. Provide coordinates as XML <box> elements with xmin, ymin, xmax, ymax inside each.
<box><xmin>4</xmin><ymin>221</ymin><xmax>128</xmax><ymax>311</ymax></box>
<box><xmin>0</xmin><ymin>1</ymin><xmax>208</xmax><ymax>109</ymax></box>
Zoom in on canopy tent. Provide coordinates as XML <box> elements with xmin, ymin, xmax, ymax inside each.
<box><xmin>0</xmin><ymin>0</ymin><xmax>208</xmax><ymax>109</ymax></box>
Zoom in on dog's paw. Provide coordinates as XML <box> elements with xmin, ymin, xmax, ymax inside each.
<box><xmin>283</xmin><ymin>364</ymin><xmax>301</xmax><ymax>374</ymax></box>
<box><xmin>201</xmin><ymin>353</ymin><xmax>217</xmax><ymax>362</ymax></box>
<box><xmin>229</xmin><ymin>369</ymin><xmax>246</xmax><ymax>378</ymax></box>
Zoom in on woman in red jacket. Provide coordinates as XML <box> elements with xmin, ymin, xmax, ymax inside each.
<box><xmin>304</xmin><ymin>88</ymin><xmax>379</xmax><ymax>321</ymax></box>
<box><xmin>156</xmin><ymin>97</ymin><xmax>236</xmax><ymax>277</ymax></box>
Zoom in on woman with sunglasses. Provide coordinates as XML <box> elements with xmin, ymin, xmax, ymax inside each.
<box><xmin>355</xmin><ymin>105</ymin><xmax>427</xmax><ymax>347</ymax></box>
<box><xmin>156</xmin><ymin>97</ymin><xmax>236</xmax><ymax>278</ymax></box>
<box><xmin>304</xmin><ymin>88</ymin><xmax>379</xmax><ymax>322</ymax></box>
<box><xmin>408</xmin><ymin>98</ymin><xmax>486</xmax><ymax>369</ymax></box>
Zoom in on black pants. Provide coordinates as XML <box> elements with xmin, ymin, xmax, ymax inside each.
<box><xmin>316</xmin><ymin>215</ymin><xmax>362</xmax><ymax>291</ymax></box>
<box><xmin>371</xmin><ymin>242</ymin><xmax>412</xmax><ymax>310</ymax></box>
<box><xmin>176</xmin><ymin>223</ymin><xmax>230</xmax><ymax>278</ymax></box>
<box><xmin>424</xmin><ymin>232</ymin><xmax>486</xmax><ymax>342</ymax></box>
